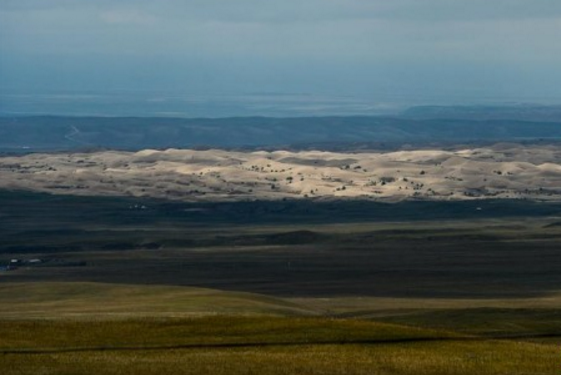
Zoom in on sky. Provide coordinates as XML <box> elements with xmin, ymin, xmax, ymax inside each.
<box><xmin>1</xmin><ymin>0</ymin><xmax>561</xmax><ymax>108</ymax></box>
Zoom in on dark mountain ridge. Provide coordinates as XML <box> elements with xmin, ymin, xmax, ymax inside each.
<box><xmin>1</xmin><ymin>115</ymin><xmax>561</xmax><ymax>152</ymax></box>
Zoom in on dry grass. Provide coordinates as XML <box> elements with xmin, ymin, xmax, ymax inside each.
<box><xmin>0</xmin><ymin>317</ymin><xmax>557</xmax><ymax>375</ymax></box>
<box><xmin>0</xmin><ymin>282</ymin><xmax>315</xmax><ymax>319</ymax></box>
<box><xmin>0</xmin><ymin>283</ymin><xmax>559</xmax><ymax>374</ymax></box>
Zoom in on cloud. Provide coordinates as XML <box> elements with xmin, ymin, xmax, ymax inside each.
<box><xmin>3</xmin><ymin>0</ymin><xmax>560</xmax><ymax>60</ymax></box>
<box><xmin>1</xmin><ymin>0</ymin><xmax>561</xmax><ymax>101</ymax></box>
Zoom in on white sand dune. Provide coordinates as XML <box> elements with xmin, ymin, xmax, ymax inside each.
<box><xmin>2</xmin><ymin>144</ymin><xmax>561</xmax><ymax>202</ymax></box>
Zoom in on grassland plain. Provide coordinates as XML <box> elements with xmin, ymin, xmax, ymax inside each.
<box><xmin>2</xmin><ymin>191</ymin><xmax>561</xmax><ymax>374</ymax></box>
<box><xmin>0</xmin><ymin>282</ymin><xmax>560</xmax><ymax>374</ymax></box>
<box><xmin>0</xmin><ymin>315</ymin><xmax>558</xmax><ymax>375</ymax></box>
<box><xmin>3</xmin><ymin>191</ymin><xmax>561</xmax><ymax>299</ymax></box>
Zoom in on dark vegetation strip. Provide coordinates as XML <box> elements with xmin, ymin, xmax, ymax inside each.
<box><xmin>5</xmin><ymin>327</ymin><xmax>561</xmax><ymax>356</ymax></box>
<box><xmin>3</xmin><ymin>190</ymin><xmax>561</xmax><ymax>229</ymax></box>
<box><xmin>0</xmin><ymin>336</ymin><xmax>480</xmax><ymax>355</ymax></box>
<box><xmin>4</xmin><ymin>332</ymin><xmax>560</xmax><ymax>356</ymax></box>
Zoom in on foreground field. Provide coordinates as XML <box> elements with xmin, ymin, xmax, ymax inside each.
<box><xmin>0</xmin><ymin>282</ymin><xmax>560</xmax><ymax>374</ymax></box>
<box><xmin>1</xmin><ymin>191</ymin><xmax>561</xmax><ymax>373</ymax></box>
<box><xmin>0</xmin><ymin>316</ymin><xmax>558</xmax><ymax>375</ymax></box>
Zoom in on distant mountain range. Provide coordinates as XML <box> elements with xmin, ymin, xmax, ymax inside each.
<box><xmin>1</xmin><ymin>107</ymin><xmax>561</xmax><ymax>152</ymax></box>
<box><xmin>402</xmin><ymin>104</ymin><xmax>561</xmax><ymax>122</ymax></box>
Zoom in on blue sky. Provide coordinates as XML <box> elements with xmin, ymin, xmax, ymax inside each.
<box><xmin>1</xmin><ymin>0</ymin><xmax>561</xmax><ymax>104</ymax></box>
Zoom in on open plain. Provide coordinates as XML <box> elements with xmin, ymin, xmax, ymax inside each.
<box><xmin>0</xmin><ymin>188</ymin><xmax>560</xmax><ymax>374</ymax></box>
<box><xmin>4</xmin><ymin>0</ymin><xmax>561</xmax><ymax>371</ymax></box>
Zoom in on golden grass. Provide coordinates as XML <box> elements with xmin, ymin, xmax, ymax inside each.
<box><xmin>290</xmin><ymin>293</ymin><xmax>561</xmax><ymax>317</ymax></box>
<box><xmin>0</xmin><ymin>317</ymin><xmax>557</xmax><ymax>375</ymax></box>
<box><xmin>0</xmin><ymin>282</ymin><xmax>559</xmax><ymax>374</ymax></box>
<box><xmin>0</xmin><ymin>282</ymin><xmax>316</xmax><ymax>319</ymax></box>
<box><xmin>0</xmin><ymin>317</ymin><xmax>449</xmax><ymax>349</ymax></box>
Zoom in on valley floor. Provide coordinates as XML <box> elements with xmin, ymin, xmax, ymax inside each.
<box><xmin>1</xmin><ymin>191</ymin><xmax>561</xmax><ymax>374</ymax></box>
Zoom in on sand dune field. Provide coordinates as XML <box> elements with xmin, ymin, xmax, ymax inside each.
<box><xmin>2</xmin><ymin>144</ymin><xmax>561</xmax><ymax>201</ymax></box>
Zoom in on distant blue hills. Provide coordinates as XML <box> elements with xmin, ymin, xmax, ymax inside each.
<box><xmin>1</xmin><ymin>107</ymin><xmax>561</xmax><ymax>152</ymax></box>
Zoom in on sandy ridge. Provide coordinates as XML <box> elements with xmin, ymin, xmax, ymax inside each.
<box><xmin>2</xmin><ymin>144</ymin><xmax>561</xmax><ymax>202</ymax></box>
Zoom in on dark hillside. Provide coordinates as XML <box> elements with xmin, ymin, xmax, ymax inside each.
<box><xmin>2</xmin><ymin>115</ymin><xmax>561</xmax><ymax>151</ymax></box>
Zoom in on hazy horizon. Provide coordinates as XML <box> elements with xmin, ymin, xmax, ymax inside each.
<box><xmin>7</xmin><ymin>90</ymin><xmax>557</xmax><ymax>118</ymax></box>
<box><xmin>2</xmin><ymin>1</ymin><xmax>561</xmax><ymax>116</ymax></box>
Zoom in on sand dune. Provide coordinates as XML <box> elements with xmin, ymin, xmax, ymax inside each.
<box><xmin>2</xmin><ymin>144</ymin><xmax>561</xmax><ymax>202</ymax></box>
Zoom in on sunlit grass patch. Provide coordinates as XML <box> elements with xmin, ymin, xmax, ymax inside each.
<box><xmin>2</xmin><ymin>340</ymin><xmax>557</xmax><ymax>375</ymax></box>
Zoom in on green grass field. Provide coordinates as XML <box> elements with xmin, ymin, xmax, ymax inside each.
<box><xmin>2</xmin><ymin>191</ymin><xmax>561</xmax><ymax>374</ymax></box>
<box><xmin>0</xmin><ymin>315</ymin><xmax>557</xmax><ymax>375</ymax></box>
<box><xmin>0</xmin><ymin>282</ymin><xmax>559</xmax><ymax>374</ymax></box>
<box><xmin>0</xmin><ymin>282</ymin><xmax>315</xmax><ymax>318</ymax></box>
